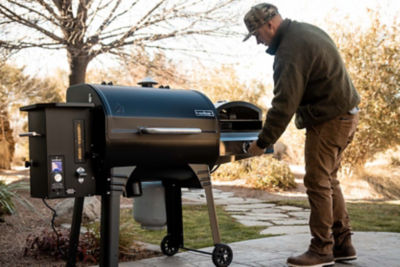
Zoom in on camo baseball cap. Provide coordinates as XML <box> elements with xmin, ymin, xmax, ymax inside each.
<box><xmin>243</xmin><ymin>3</ymin><xmax>279</xmax><ymax>41</ymax></box>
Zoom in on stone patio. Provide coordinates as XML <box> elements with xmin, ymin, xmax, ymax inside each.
<box><xmin>182</xmin><ymin>188</ymin><xmax>311</xmax><ymax>235</ymax></box>
<box><xmin>123</xmin><ymin>232</ymin><xmax>400</xmax><ymax>266</ymax></box>
<box><xmin>117</xmin><ymin>187</ymin><xmax>400</xmax><ymax>266</ymax></box>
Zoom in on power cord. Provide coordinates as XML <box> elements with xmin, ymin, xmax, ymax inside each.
<box><xmin>42</xmin><ymin>198</ymin><xmax>65</xmax><ymax>258</ymax></box>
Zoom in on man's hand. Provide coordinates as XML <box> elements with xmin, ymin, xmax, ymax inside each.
<box><xmin>247</xmin><ymin>140</ymin><xmax>265</xmax><ymax>156</ymax></box>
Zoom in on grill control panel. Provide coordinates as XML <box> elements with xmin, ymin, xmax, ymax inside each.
<box><xmin>50</xmin><ymin>156</ymin><xmax>65</xmax><ymax>193</ymax></box>
<box><xmin>20</xmin><ymin>103</ymin><xmax>96</xmax><ymax>199</ymax></box>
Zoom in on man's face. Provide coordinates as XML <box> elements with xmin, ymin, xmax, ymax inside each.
<box><xmin>254</xmin><ymin>23</ymin><xmax>274</xmax><ymax>46</ymax></box>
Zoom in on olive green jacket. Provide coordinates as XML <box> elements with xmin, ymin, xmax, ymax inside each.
<box><xmin>257</xmin><ymin>19</ymin><xmax>360</xmax><ymax>148</ymax></box>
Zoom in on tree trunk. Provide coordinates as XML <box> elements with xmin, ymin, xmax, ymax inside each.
<box><xmin>68</xmin><ymin>53</ymin><xmax>90</xmax><ymax>86</ymax></box>
<box><xmin>0</xmin><ymin>114</ymin><xmax>14</xmax><ymax>170</ymax></box>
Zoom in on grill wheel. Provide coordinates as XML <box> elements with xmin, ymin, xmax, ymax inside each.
<box><xmin>212</xmin><ymin>243</ymin><xmax>233</xmax><ymax>267</ymax></box>
<box><xmin>160</xmin><ymin>234</ymin><xmax>179</xmax><ymax>256</ymax></box>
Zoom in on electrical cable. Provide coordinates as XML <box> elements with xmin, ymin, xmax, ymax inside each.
<box><xmin>42</xmin><ymin>198</ymin><xmax>65</xmax><ymax>258</ymax></box>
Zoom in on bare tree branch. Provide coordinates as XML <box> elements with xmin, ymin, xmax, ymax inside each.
<box><xmin>0</xmin><ymin>0</ymin><xmax>242</xmax><ymax>85</ymax></box>
<box><xmin>92</xmin><ymin>0</ymin><xmax>122</xmax><ymax>35</ymax></box>
<box><xmin>6</xmin><ymin>0</ymin><xmax>61</xmax><ymax>27</ymax></box>
<box><xmin>104</xmin><ymin>0</ymin><xmax>167</xmax><ymax>51</ymax></box>
<box><xmin>36</xmin><ymin>0</ymin><xmax>62</xmax><ymax>19</ymax></box>
<box><xmin>0</xmin><ymin>4</ymin><xmax>64</xmax><ymax>43</ymax></box>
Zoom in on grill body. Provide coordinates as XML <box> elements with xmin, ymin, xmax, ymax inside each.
<box><xmin>21</xmin><ymin>83</ymin><xmax>270</xmax><ymax>267</ymax></box>
<box><xmin>22</xmin><ymin>84</ymin><xmax>266</xmax><ymax>198</ymax></box>
<box><xmin>67</xmin><ymin>84</ymin><xmax>219</xmax><ymax>169</ymax></box>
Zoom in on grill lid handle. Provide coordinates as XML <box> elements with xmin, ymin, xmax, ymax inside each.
<box><xmin>138</xmin><ymin>127</ymin><xmax>202</xmax><ymax>135</ymax></box>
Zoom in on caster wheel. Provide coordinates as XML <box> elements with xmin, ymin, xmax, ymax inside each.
<box><xmin>212</xmin><ymin>243</ymin><xmax>233</xmax><ymax>267</ymax></box>
<box><xmin>160</xmin><ymin>235</ymin><xmax>179</xmax><ymax>256</ymax></box>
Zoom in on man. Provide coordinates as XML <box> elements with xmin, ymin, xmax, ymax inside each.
<box><xmin>243</xmin><ymin>3</ymin><xmax>360</xmax><ymax>267</ymax></box>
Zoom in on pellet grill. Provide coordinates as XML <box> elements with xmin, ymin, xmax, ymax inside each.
<box><xmin>20</xmin><ymin>82</ymin><xmax>272</xmax><ymax>267</ymax></box>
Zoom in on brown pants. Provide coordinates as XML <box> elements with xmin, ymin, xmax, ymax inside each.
<box><xmin>304</xmin><ymin>113</ymin><xmax>359</xmax><ymax>255</ymax></box>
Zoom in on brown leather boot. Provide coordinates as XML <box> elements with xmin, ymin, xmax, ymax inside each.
<box><xmin>333</xmin><ymin>233</ymin><xmax>357</xmax><ymax>262</ymax></box>
<box><xmin>287</xmin><ymin>250</ymin><xmax>334</xmax><ymax>267</ymax></box>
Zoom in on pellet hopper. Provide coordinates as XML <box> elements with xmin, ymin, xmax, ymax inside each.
<box><xmin>20</xmin><ymin>81</ymin><xmax>273</xmax><ymax>267</ymax></box>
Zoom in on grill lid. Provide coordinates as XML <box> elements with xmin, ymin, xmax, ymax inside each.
<box><xmin>66</xmin><ymin>84</ymin><xmax>220</xmax><ymax>168</ymax></box>
<box><xmin>67</xmin><ymin>84</ymin><xmax>217</xmax><ymax>120</ymax></box>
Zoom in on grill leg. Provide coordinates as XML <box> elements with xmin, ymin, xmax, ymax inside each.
<box><xmin>100</xmin><ymin>175</ymin><xmax>127</xmax><ymax>267</ymax></box>
<box><xmin>189</xmin><ymin>164</ymin><xmax>221</xmax><ymax>244</ymax></box>
<box><xmin>66</xmin><ymin>197</ymin><xmax>84</xmax><ymax>267</ymax></box>
<box><xmin>164</xmin><ymin>182</ymin><xmax>184</xmax><ymax>247</ymax></box>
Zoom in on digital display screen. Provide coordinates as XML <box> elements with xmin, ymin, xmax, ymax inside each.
<box><xmin>51</xmin><ymin>159</ymin><xmax>63</xmax><ymax>172</ymax></box>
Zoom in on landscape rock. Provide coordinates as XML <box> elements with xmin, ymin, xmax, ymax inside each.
<box><xmin>54</xmin><ymin>196</ymin><xmax>101</xmax><ymax>226</ymax></box>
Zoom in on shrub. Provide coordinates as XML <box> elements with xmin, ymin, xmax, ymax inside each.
<box><xmin>24</xmin><ymin>228</ymin><xmax>100</xmax><ymax>263</ymax></box>
<box><xmin>391</xmin><ymin>156</ymin><xmax>400</xmax><ymax>167</ymax></box>
<box><xmin>0</xmin><ymin>180</ymin><xmax>31</xmax><ymax>219</ymax></box>
<box><xmin>212</xmin><ymin>161</ymin><xmax>248</xmax><ymax>181</ymax></box>
<box><xmin>330</xmin><ymin>11</ymin><xmax>400</xmax><ymax>167</ymax></box>
<box><xmin>0</xmin><ymin>180</ymin><xmax>15</xmax><ymax>217</ymax></box>
<box><xmin>248</xmin><ymin>157</ymin><xmax>297</xmax><ymax>191</ymax></box>
<box><xmin>86</xmin><ymin>219</ymin><xmax>141</xmax><ymax>258</ymax></box>
<box><xmin>213</xmin><ymin>157</ymin><xmax>297</xmax><ymax>191</ymax></box>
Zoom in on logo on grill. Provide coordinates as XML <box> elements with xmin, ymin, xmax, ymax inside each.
<box><xmin>194</xmin><ymin>110</ymin><xmax>215</xmax><ymax>117</ymax></box>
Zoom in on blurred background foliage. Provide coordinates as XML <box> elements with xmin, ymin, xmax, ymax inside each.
<box><xmin>1</xmin><ymin>9</ymin><xmax>400</xmax><ymax>192</ymax></box>
<box><xmin>0</xmin><ymin>62</ymin><xmax>64</xmax><ymax>168</ymax></box>
<box><xmin>330</xmin><ymin>10</ymin><xmax>400</xmax><ymax>169</ymax></box>
<box><xmin>212</xmin><ymin>157</ymin><xmax>297</xmax><ymax>191</ymax></box>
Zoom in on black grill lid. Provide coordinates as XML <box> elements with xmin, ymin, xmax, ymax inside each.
<box><xmin>67</xmin><ymin>84</ymin><xmax>217</xmax><ymax>119</ymax></box>
<box><xmin>66</xmin><ymin>84</ymin><xmax>220</xmax><ymax>169</ymax></box>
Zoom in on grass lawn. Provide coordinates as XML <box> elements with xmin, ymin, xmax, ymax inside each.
<box><xmin>111</xmin><ymin>199</ymin><xmax>400</xmax><ymax>251</ymax></box>
<box><xmin>347</xmin><ymin>201</ymin><xmax>400</xmax><ymax>232</ymax></box>
<box><xmin>273</xmin><ymin>199</ymin><xmax>400</xmax><ymax>233</ymax></box>
<box><xmin>117</xmin><ymin>205</ymin><xmax>270</xmax><ymax>250</ymax></box>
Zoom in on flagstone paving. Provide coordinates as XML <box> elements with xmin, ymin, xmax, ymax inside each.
<box><xmin>126</xmin><ymin>232</ymin><xmax>400</xmax><ymax>267</ymax></box>
<box><xmin>120</xmin><ymin>187</ymin><xmax>400</xmax><ymax>266</ymax></box>
<box><xmin>182</xmin><ymin>188</ymin><xmax>310</xmax><ymax>234</ymax></box>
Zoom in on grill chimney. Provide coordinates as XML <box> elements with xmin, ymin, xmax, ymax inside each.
<box><xmin>137</xmin><ymin>76</ymin><xmax>158</xmax><ymax>88</ymax></box>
